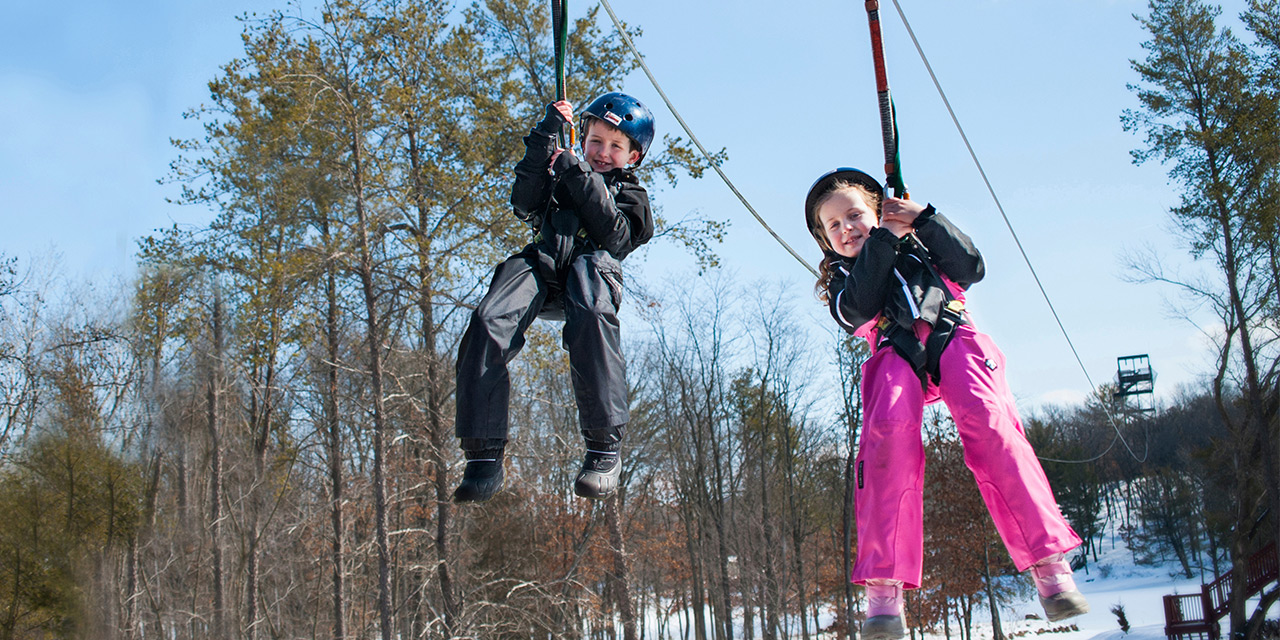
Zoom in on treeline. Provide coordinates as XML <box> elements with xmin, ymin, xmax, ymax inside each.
<box><xmin>1120</xmin><ymin>0</ymin><xmax>1280</xmax><ymax>638</ymax></box>
<box><xmin>0</xmin><ymin>247</ymin><xmax>1190</xmax><ymax>640</ymax></box>
<box><xmin>2</xmin><ymin>0</ymin><xmax>1279</xmax><ymax>639</ymax></box>
<box><xmin>1032</xmin><ymin>390</ymin><xmax>1242</xmax><ymax>580</ymax></box>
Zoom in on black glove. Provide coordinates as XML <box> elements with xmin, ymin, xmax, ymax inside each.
<box><xmin>551</xmin><ymin>148</ymin><xmax>588</xmax><ymax>176</ymax></box>
<box><xmin>537</xmin><ymin>102</ymin><xmax>570</xmax><ymax>135</ymax></box>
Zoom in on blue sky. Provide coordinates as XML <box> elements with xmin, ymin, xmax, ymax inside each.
<box><xmin>2</xmin><ymin>0</ymin><xmax>1246</xmax><ymax>409</ymax></box>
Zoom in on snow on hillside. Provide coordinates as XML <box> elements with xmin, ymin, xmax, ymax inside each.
<box><xmin>1001</xmin><ymin>558</ymin><xmax>1203</xmax><ymax>640</ymax></box>
<box><xmin>650</xmin><ymin>500</ymin><xmax>1276</xmax><ymax>639</ymax></box>
<box><xmin>990</xmin><ymin>533</ymin><xmax>1274</xmax><ymax>640</ymax></box>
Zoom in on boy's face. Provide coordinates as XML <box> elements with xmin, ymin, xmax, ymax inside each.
<box><xmin>583</xmin><ymin>120</ymin><xmax>641</xmax><ymax>172</ymax></box>
<box><xmin>817</xmin><ymin>189</ymin><xmax>879</xmax><ymax>259</ymax></box>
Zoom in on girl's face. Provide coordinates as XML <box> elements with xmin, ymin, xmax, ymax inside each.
<box><xmin>583</xmin><ymin>120</ymin><xmax>640</xmax><ymax>172</ymax></box>
<box><xmin>817</xmin><ymin>189</ymin><xmax>879</xmax><ymax>258</ymax></box>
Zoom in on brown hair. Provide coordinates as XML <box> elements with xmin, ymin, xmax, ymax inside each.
<box><xmin>582</xmin><ymin>117</ymin><xmax>642</xmax><ymax>155</ymax></box>
<box><xmin>810</xmin><ymin>181</ymin><xmax>882</xmax><ymax>301</ymax></box>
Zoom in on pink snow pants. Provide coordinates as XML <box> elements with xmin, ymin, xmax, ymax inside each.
<box><xmin>850</xmin><ymin>323</ymin><xmax>1081</xmax><ymax>589</ymax></box>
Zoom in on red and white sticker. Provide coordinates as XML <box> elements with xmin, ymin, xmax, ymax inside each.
<box><xmin>603</xmin><ymin>111</ymin><xmax>622</xmax><ymax>125</ymax></box>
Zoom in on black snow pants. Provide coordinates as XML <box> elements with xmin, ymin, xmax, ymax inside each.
<box><xmin>455</xmin><ymin>246</ymin><xmax>628</xmax><ymax>445</ymax></box>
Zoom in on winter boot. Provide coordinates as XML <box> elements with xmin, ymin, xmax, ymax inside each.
<box><xmin>573</xmin><ymin>441</ymin><xmax>621</xmax><ymax>500</ymax></box>
<box><xmin>574</xmin><ymin>427</ymin><xmax>623</xmax><ymax>500</ymax></box>
<box><xmin>452</xmin><ymin>445</ymin><xmax>505</xmax><ymax>503</ymax></box>
<box><xmin>862</xmin><ymin>580</ymin><xmax>906</xmax><ymax>640</ymax></box>
<box><xmin>1031</xmin><ymin>553</ymin><xmax>1090</xmax><ymax>622</ymax></box>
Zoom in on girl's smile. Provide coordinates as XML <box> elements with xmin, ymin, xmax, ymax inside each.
<box><xmin>817</xmin><ymin>190</ymin><xmax>879</xmax><ymax>258</ymax></box>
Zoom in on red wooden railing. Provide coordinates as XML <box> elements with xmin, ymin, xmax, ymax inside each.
<box><xmin>1163</xmin><ymin>542</ymin><xmax>1278</xmax><ymax>640</ymax></box>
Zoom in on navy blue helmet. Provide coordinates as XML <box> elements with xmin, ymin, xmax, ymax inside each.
<box><xmin>579</xmin><ymin>92</ymin><xmax>655</xmax><ymax>166</ymax></box>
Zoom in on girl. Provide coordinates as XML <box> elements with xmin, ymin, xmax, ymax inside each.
<box><xmin>805</xmin><ymin>168</ymin><xmax>1089</xmax><ymax>639</ymax></box>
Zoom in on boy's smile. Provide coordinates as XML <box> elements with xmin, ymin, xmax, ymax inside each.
<box><xmin>817</xmin><ymin>190</ymin><xmax>879</xmax><ymax>258</ymax></box>
<box><xmin>582</xmin><ymin>120</ymin><xmax>641</xmax><ymax>172</ymax></box>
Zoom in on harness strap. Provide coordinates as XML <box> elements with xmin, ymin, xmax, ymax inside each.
<box><xmin>876</xmin><ymin>235</ymin><xmax>969</xmax><ymax>388</ymax></box>
<box><xmin>923</xmin><ymin>299</ymin><xmax>965</xmax><ymax>384</ymax></box>
<box><xmin>879</xmin><ymin>321</ymin><xmax>929</xmax><ymax>389</ymax></box>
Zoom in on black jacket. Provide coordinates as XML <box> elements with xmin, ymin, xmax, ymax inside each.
<box><xmin>511</xmin><ymin>110</ymin><xmax>653</xmax><ymax>262</ymax></box>
<box><xmin>827</xmin><ymin>206</ymin><xmax>985</xmax><ymax>335</ymax></box>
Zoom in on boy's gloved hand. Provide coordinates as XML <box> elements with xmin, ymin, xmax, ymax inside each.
<box><xmin>537</xmin><ymin>100</ymin><xmax>575</xmax><ymax>135</ymax></box>
<box><xmin>550</xmin><ymin>146</ymin><xmax>587</xmax><ymax>175</ymax></box>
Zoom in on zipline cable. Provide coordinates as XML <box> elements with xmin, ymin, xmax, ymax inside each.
<box><xmin>883</xmin><ymin>0</ymin><xmax>1147</xmax><ymax>464</ymax></box>
<box><xmin>596</xmin><ymin>0</ymin><xmax>819</xmax><ymax>278</ymax></box>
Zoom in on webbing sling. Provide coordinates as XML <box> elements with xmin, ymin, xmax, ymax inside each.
<box><xmin>865</xmin><ymin>0</ymin><xmax>907</xmax><ymax>198</ymax></box>
<box><xmin>550</xmin><ymin>0</ymin><xmax>574</xmax><ymax>149</ymax></box>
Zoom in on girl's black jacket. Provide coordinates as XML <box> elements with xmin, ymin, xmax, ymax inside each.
<box><xmin>827</xmin><ymin>207</ymin><xmax>985</xmax><ymax>335</ymax></box>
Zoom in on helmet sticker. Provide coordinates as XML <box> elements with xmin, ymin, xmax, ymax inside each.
<box><xmin>603</xmin><ymin>111</ymin><xmax>622</xmax><ymax>125</ymax></box>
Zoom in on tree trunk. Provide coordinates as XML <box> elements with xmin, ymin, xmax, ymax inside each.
<box><xmin>760</xmin><ymin>448</ymin><xmax>779</xmax><ymax>640</ymax></box>
<box><xmin>709</xmin><ymin>437</ymin><xmax>733</xmax><ymax>640</ymax></box>
<box><xmin>785</xmin><ymin>421</ymin><xmax>810</xmax><ymax>640</ymax></box>
<box><xmin>406</xmin><ymin>126</ymin><xmax>457</xmax><ymax>635</ymax></box>
<box><xmin>984</xmin><ymin>546</ymin><xmax>1003</xmax><ymax>640</ymax></box>
<box><xmin>606</xmin><ymin>496</ymin><xmax>638</xmax><ymax>640</ymax></box>
<box><xmin>323</xmin><ymin>241</ymin><xmax>347</xmax><ymax>640</ymax></box>
<box><xmin>208</xmin><ymin>280</ymin><xmax>227</xmax><ymax>640</ymax></box>
<box><xmin>354</xmin><ymin>160</ymin><xmax>394</xmax><ymax>640</ymax></box>
<box><xmin>245</xmin><ymin>307</ymin><xmax>280</xmax><ymax>640</ymax></box>
<box><xmin>843</xmin><ymin>442</ymin><xmax>856</xmax><ymax>638</ymax></box>
<box><xmin>684</xmin><ymin>502</ymin><xmax>708</xmax><ymax>640</ymax></box>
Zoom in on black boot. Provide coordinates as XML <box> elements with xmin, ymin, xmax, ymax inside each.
<box><xmin>573</xmin><ymin>440</ymin><xmax>621</xmax><ymax>500</ymax></box>
<box><xmin>452</xmin><ymin>446</ymin><xmax>505</xmax><ymax>503</ymax></box>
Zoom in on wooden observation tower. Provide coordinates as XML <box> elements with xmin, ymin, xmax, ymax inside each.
<box><xmin>1113</xmin><ymin>354</ymin><xmax>1156</xmax><ymax>416</ymax></box>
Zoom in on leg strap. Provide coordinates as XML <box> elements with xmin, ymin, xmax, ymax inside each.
<box><xmin>923</xmin><ymin>300</ymin><xmax>966</xmax><ymax>384</ymax></box>
<box><xmin>881</xmin><ymin>324</ymin><xmax>929</xmax><ymax>390</ymax></box>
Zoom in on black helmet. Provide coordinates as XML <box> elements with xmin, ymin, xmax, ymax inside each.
<box><xmin>803</xmin><ymin>167</ymin><xmax>884</xmax><ymax>244</ymax></box>
<box><xmin>580</xmin><ymin>92</ymin><xmax>655</xmax><ymax>165</ymax></box>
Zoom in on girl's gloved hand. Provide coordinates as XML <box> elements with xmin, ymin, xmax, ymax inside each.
<box><xmin>881</xmin><ymin>197</ymin><xmax>926</xmax><ymax>238</ymax></box>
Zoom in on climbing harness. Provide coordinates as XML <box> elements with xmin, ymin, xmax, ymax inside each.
<box><xmin>864</xmin><ymin>1</ymin><xmax>908</xmax><ymax>198</ymax></box>
<box><xmin>551</xmin><ymin>0</ymin><xmax>574</xmax><ymax>149</ymax></box>
<box><xmin>871</xmin><ymin>235</ymin><xmax>968</xmax><ymax>390</ymax></box>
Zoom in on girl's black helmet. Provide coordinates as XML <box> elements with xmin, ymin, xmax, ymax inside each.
<box><xmin>580</xmin><ymin>92</ymin><xmax>655</xmax><ymax>165</ymax></box>
<box><xmin>804</xmin><ymin>167</ymin><xmax>884</xmax><ymax>243</ymax></box>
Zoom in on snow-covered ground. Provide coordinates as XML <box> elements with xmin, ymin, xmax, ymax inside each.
<box><xmin>644</xmin><ymin>515</ymin><xmax>1277</xmax><ymax>639</ymax></box>
<box><xmin>994</xmin><ymin>540</ymin><xmax>1274</xmax><ymax>640</ymax></box>
<box><xmin>1004</xmin><ymin>559</ymin><xmax>1204</xmax><ymax>640</ymax></box>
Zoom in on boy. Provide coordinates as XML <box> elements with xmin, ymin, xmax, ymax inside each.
<box><xmin>453</xmin><ymin>92</ymin><xmax>655</xmax><ymax>503</ymax></box>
